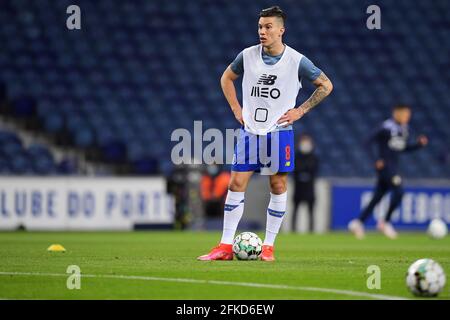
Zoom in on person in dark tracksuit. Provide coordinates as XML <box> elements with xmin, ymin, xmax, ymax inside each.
<box><xmin>348</xmin><ymin>105</ymin><xmax>428</xmax><ymax>239</ymax></box>
<box><xmin>292</xmin><ymin>135</ymin><xmax>319</xmax><ymax>232</ymax></box>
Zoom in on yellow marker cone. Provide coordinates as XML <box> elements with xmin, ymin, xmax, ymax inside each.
<box><xmin>47</xmin><ymin>244</ymin><xmax>66</xmax><ymax>252</ymax></box>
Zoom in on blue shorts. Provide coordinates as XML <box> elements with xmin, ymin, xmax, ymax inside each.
<box><xmin>231</xmin><ymin>127</ymin><xmax>294</xmax><ymax>174</ymax></box>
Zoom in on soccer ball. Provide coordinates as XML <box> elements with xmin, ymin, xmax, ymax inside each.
<box><xmin>427</xmin><ymin>219</ymin><xmax>448</xmax><ymax>239</ymax></box>
<box><xmin>406</xmin><ymin>259</ymin><xmax>446</xmax><ymax>297</ymax></box>
<box><xmin>232</xmin><ymin>232</ymin><xmax>262</xmax><ymax>260</ymax></box>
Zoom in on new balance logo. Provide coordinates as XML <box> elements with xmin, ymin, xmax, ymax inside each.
<box><xmin>257</xmin><ymin>74</ymin><xmax>277</xmax><ymax>85</ymax></box>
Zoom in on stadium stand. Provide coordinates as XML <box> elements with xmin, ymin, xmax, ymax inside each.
<box><xmin>0</xmin><ymin>128</ymin><xmax>78</xmax><ymax>174</ymax></box>
<box><xmin>0</xmin><ymin>0</ymin><xmax>448</xmax><ymax>177</ymax></box>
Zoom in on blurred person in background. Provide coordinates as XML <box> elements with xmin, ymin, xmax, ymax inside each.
<box><xmin>292</xmin><ymin>134</ymin><xmax>319</xmax><ymax>233</ymax></box>
<box><xmin>200</xmin><ymin>164</ymin><xmax>231</xmax><ymax>218</ymax></box>
<box><xmin>167</xmin><ymin>164</ymin><xmax>190</xmax><ymax>230</ymax></box>
<box><xmin>348</xmin><ymin>105</ymin><xmax>428</xmax><ymax>239</ymax></box>
<box><xmin>169</xmin><ymin>161</ymin><xmax>207</xmax><ymax>230</ymax></box>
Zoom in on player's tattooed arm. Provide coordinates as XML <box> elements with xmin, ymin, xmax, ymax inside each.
<box><xmin>277</xmin><ymin>72</ymin><xmax>333</xmax><ymax>126</ymax></box>
<box><xmin>301</xmin><ymin>72</ymin><xmax>333</xmax><ymax>114</ymax></box>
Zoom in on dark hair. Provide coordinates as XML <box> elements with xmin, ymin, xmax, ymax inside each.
<box><xmin>259</xmin><ymin>6</ymin><xmax>286</xmax><ymax>25</ymax></box>
<box><xmin>393</xmin><ymin>104</ymin><xmax>411</xmax><ymax>111</ymax></box>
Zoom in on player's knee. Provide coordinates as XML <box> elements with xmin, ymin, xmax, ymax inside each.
<box><xmin>270</xmin><ymin>180</ymin><xmax>287</xmax><ymax>194</ymax></box>
<box><xmin>229</xmin><ymin>177</ymin><xmax>247</xmax><ymax>192</ymax></box>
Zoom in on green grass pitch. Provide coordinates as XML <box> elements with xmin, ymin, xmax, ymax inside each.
<box><xmin>0</xmin><ymin>231</ymin><xmax>449</xmax><ymax>300</ymax></box>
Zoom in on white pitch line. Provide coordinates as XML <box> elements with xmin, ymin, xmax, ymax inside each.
<box><xmin>0</xmin><ymin>271</ymin><xmax>409</xmax><ymax>300</ymax></box>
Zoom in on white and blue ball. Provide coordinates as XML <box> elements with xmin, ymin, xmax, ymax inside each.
<box><xmin>232</xmin><ymin>232</ymin><xmax>263</xmax><ymax>260</ymax></box>
<box><xmin>406</xmin><ymin>258</ymin><xmax>446</xmax><ymax>297</ymax></box>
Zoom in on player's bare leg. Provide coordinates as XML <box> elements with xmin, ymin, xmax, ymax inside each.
<box><xmin>261</xmin><ymin>172</ymin><xmax>288</xmax><ymax>261</ymax></box>
<box><xmin>228</xmin><ymin>171</ymin><xmax>255</xmax><ymax>192</ymax></box>
<box><xmin>197</xmin><ymin>171</ymin><xmax>253</xmax><ymax>261</ymax></box>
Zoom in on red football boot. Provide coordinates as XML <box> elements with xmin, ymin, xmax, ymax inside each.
<box><xmin>260</xmin><ymin>245</ymin><xmax>275</xmax><ymax>261</ymax></box>
<box><xmin>197</xmin><ymin>243</ymin><xmax>233</xmax><ymax>261</ymax></box>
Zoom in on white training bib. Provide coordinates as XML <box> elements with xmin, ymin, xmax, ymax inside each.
<box><xmin>242</xmin><ymin>44</ymin><xmax>303</xmax><ymax>135</ymax></box>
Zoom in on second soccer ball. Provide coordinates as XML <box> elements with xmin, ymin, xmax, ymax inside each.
<box><xmin>427</xmin><ymin>219</ymin><xmax>448</xmax><ymax>239</ymax></box>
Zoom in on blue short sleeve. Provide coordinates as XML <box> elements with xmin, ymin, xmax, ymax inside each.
<box><xmin>230</xmin><ymin>51</ymin><xmax>244</xmax><ymax>75</ymax></box>
<box><xmin>298</xmin><ymin>56</ymin><xmax>322</xmax><ymax>82</ymax></box>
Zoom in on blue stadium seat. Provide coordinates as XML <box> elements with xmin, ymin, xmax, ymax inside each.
<box><xmin>0</xmin><ymin>81</ymin><xmax>6</xmax><ymax>101</ymax></box>
<box><xmin>27</xmin><ymin>144</ymin><xmax>56</xmax><ymax>174</ymax></box>
<box><xmin>7</xmin><ymin>150</ymin><xmax>32</xmax><ymax>174</ymax></box>
<box><xmin>0</xmin><ymin>157</ymin><xmax>11</xmax><ymax>174</ymax></box>
<box><xmin>11</xmin><ymin>96</ymin><xmax>36</xmax><ymax>118</ymax></box>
